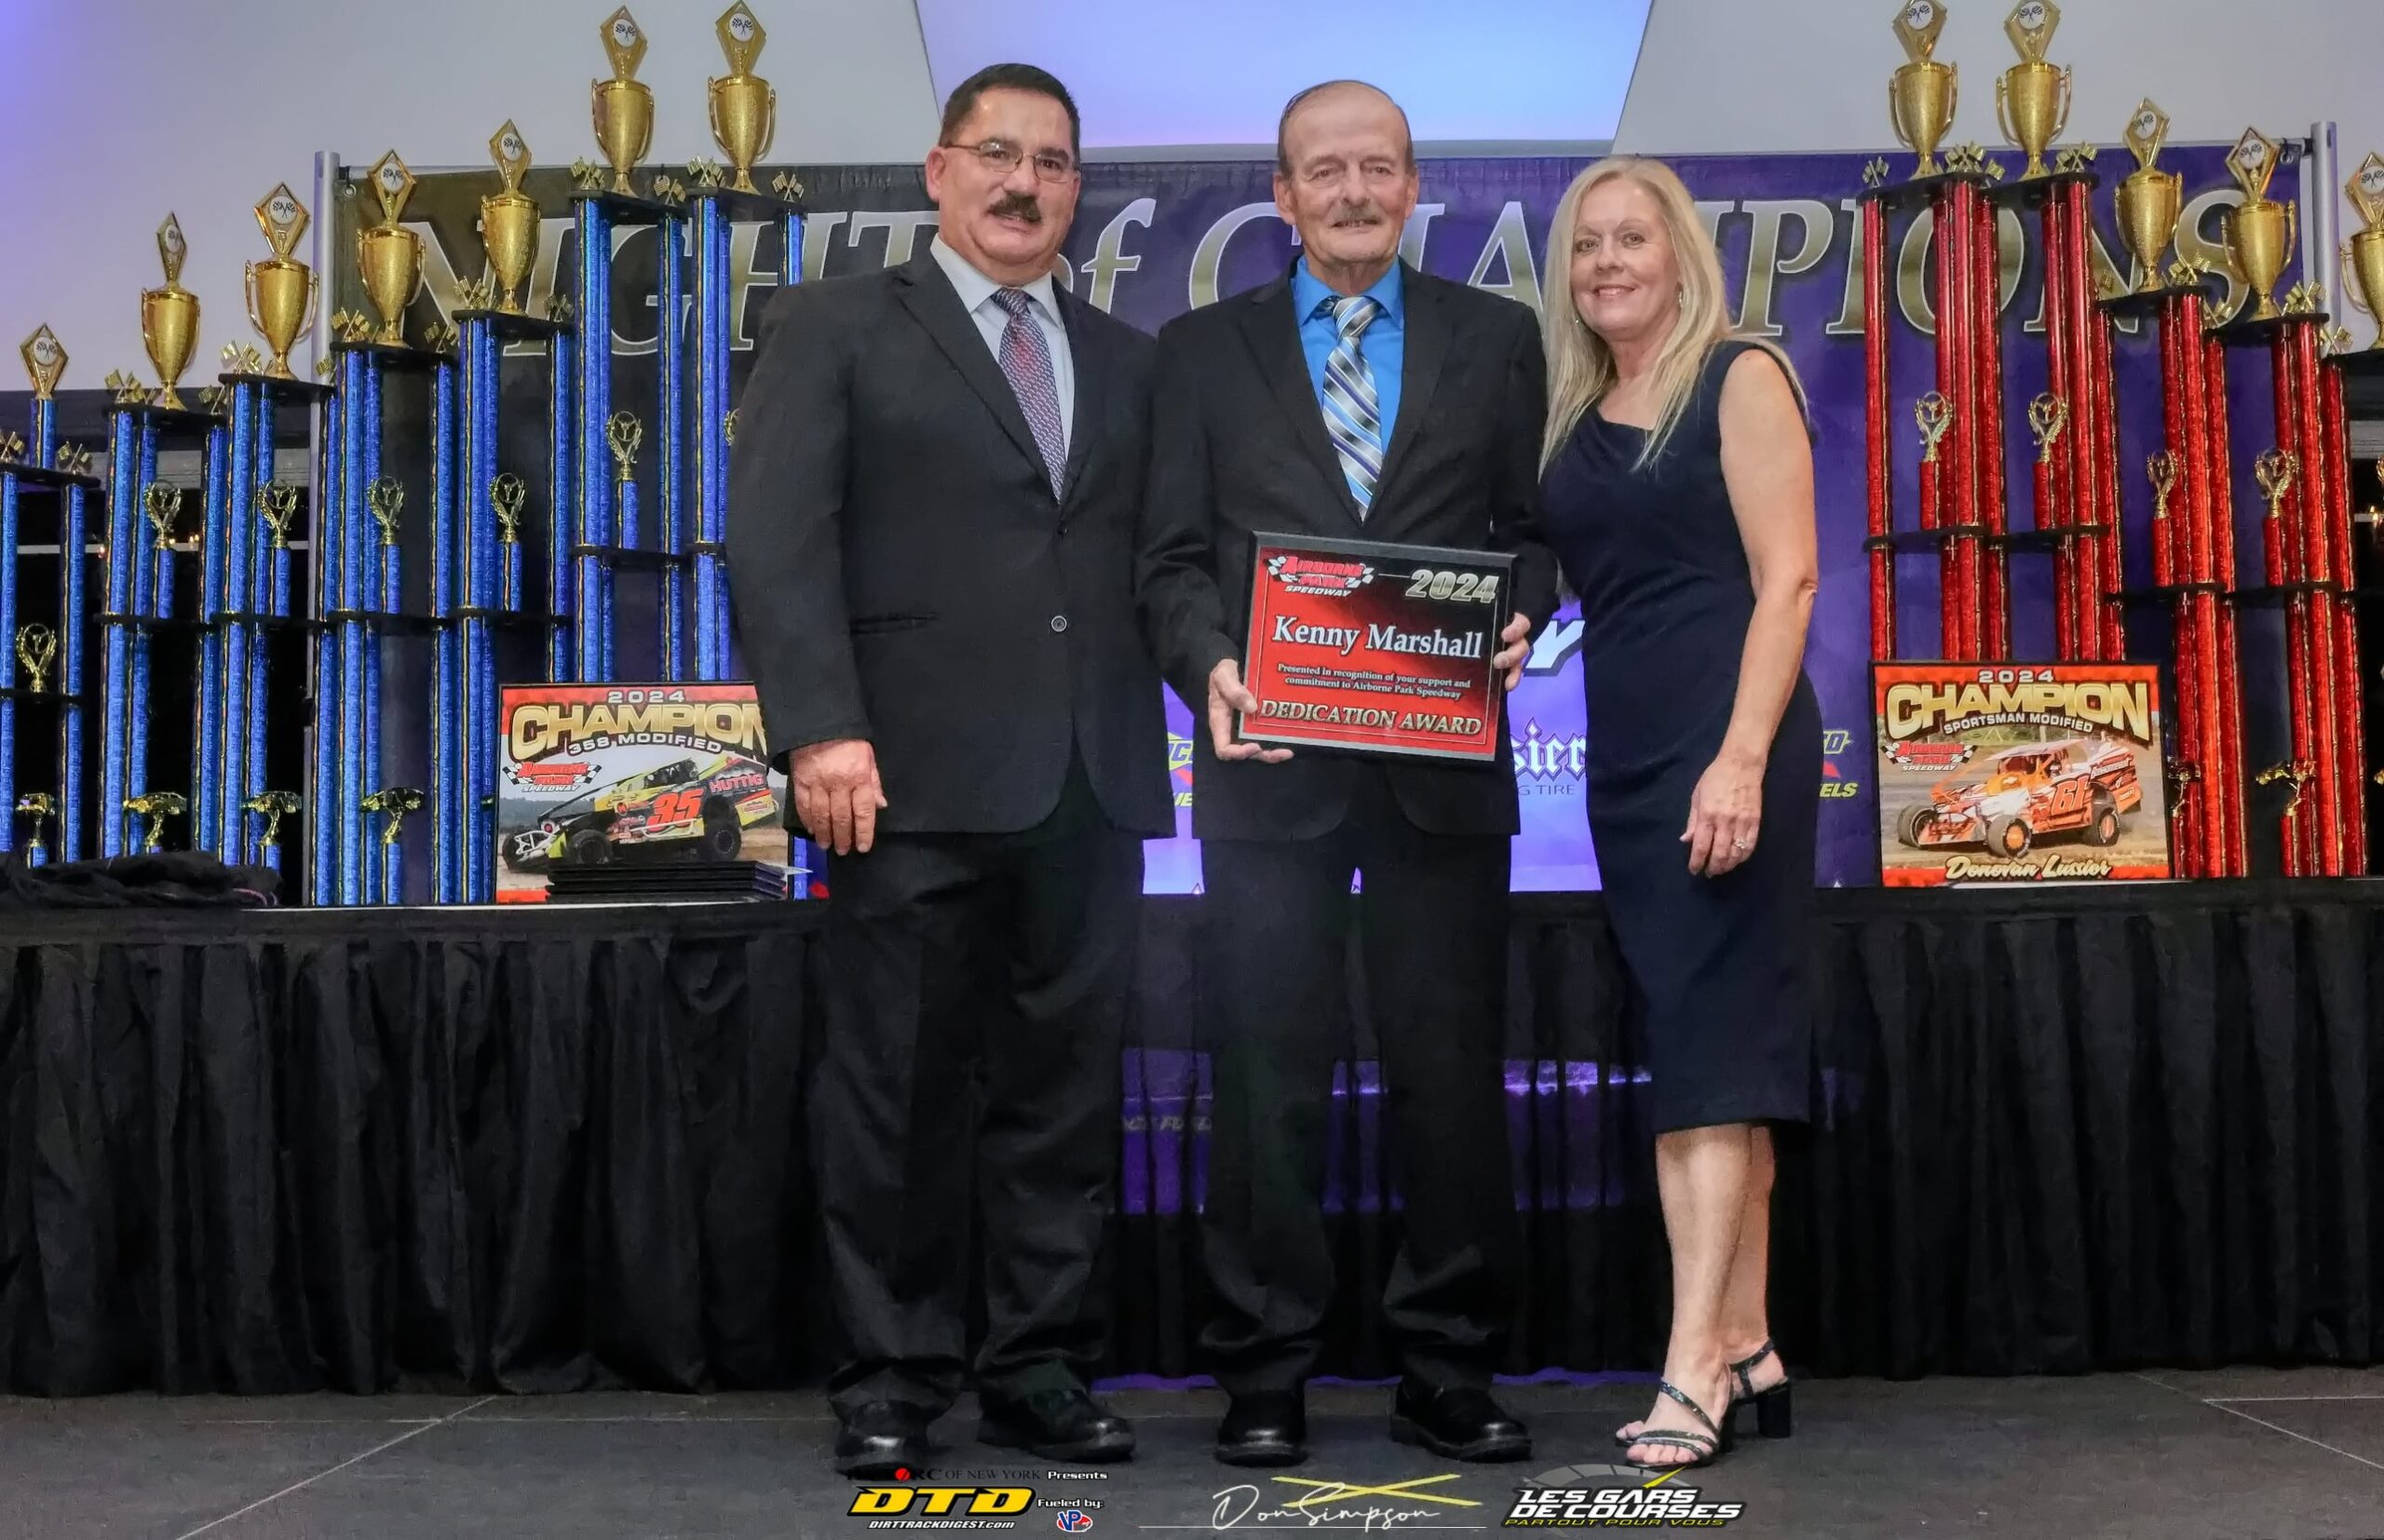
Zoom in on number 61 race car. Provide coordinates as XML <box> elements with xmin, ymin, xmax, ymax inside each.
<box><xmin>1896</xmin><ymin>738</ymin><xmax>2143</xmax><ymax>858</ymax></box>
<box><xmin>503</xmin><ymin>752</ymin><xmax>779</xmax><ymax>873</ymax></box>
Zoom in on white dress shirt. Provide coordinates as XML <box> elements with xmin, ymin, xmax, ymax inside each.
<box><xmin>928</xmin><ymin>235</ymin><xmax>1076</xmax><ymax>448</ymax></box>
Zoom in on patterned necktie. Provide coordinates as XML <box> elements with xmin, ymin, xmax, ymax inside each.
<box><xmin>992</xmin><ymin>288</ymin><xmax>1067</xmax><ymax>496</ymax></box>
<box><xmin>1319</xmin><ymin>294</ymin><xmax>1384</xmax><ymax>513</ymax></box>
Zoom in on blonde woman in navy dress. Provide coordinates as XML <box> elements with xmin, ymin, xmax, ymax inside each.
<box><xmin>1535</xmin><ymin>156</ymin><xmax>1822</xmax><ymax>1471</ymax></box>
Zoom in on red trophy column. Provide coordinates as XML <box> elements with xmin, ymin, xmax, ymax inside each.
<box><xmin>1863</xmin><ymin>189</ymin><xmax>1895</xmax><ymax>663</ymax></box>
<box><xmin>2319</xmin><ymin>344</ymin><xmax>2366</xmax><ymax>872</ymax></box>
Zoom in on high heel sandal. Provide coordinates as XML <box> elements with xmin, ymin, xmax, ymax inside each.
<box><xmin>1727</xmin><ymin>1339</ymin><xmax>1793</xmax><ymax>1440</ymax></box>
<box><xmin>1613</xmin><ymin>1340</ymin><xmax>1792</xmax><ymax>1447</ymax></box>
<box><xmin>1619</xmin><ymin>1379</ymin><xmax>1728</xmax><ymax>1470</ymax></box>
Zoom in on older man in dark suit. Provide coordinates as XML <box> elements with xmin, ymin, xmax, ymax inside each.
<box><xmin>726</xmin><ymin>62</ymin><xmax>1168</xmax><ymax>1478</ymax></box>
<box><xmin>1139</xmin><ymin>79</ymin><xmax>1558</xmax><ymax>1467</ymax></box>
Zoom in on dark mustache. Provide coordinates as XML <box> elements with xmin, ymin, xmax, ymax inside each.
<box><xmin>990</xmin><ymin>192</ymin><xmax>1043</xmax><ymax>223</ymax></box>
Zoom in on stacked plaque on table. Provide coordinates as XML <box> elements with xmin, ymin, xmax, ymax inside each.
<box><xmin>545</xmin><ymin>856</ymin><xmax>786</xmax><ymax>901</ymax></box>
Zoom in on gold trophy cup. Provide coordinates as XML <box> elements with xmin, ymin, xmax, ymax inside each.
<box><xmin>1995</xmin><ymin>1</ymin><xmax>2069</xmax><ymax>181</ymax></box>
<box><xmin>141</xmin><ymin>215</ymin><xmax>199</xmax><ymax>409</ymax></box>
<box><xmin>481</xmin><ymin>122</ymin><xmax>538</xmax><ymax>315</ymax></box>
<box><xmin>358</xmin><ymin>152</ymin><xmax>425</xmax><ymax>346</ymax></box>
<box><xmin>2343</xmin><ymin>153</ymin><xmax>2384</xmax><ymax>349</ymax></box>
<box><xmin>2221</xmin><ymin>128</ymin><xmax>2295</xmax><ymax>323</ymax></box>
<box><xmin>709</xmin><ymin>3</ymin><xmax>778</xmax><ymax>194</ymax></box>
<box><xmin>1889</xmin><ymin>1</ymin><xmax>1957</xmax><ymax>180</ymax></box>
<box><xmin>2116</xmin><ymin>101</ymin><xmax>2182</xmax><ymax>294</ymax></box>
<box><xmin>21</xmin><ymin>325</ymin><xmax>67</xmax><ymax>401</ymax></box>
<box><xmin>244</xmin><ymin>183</ymin><xmax>316</xmax><ymax>380</ymax></box>
<box><xmin>592</xmin><ymin>8</ymin><xmax>655</xmax><ymax>196</ymax></box>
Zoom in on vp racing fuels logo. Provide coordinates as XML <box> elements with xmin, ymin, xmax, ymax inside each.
<box><xmin>1266</xmin><ymin>553</ymin><xmax>1375</xmax><ymax>596</ymax></box>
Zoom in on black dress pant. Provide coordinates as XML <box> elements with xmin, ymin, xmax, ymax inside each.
<box><xmin>1197</xmin><ymin>766</ymin><xmax>1518</xmax><ymax>1395</ymax></box>
<box><xmin>813</xmin><ymin>762</ymin><xmax>1141</xmax><ymax>1417</ymax></box>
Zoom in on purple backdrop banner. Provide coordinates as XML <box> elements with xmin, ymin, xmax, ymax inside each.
<box><xmin>996</xmin><ymin>145</ymin><xmax>2273</xmax><ymax>891</ymax></box>
<box><xmin>388</xmin><ymin>144</ymin><xmax>2287</xmax><ymax>890</ymax></box>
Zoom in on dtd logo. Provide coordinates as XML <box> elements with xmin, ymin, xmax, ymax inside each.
<box><xmin>849</xmin><ymin>1487</ymin><xmax>1034</xmax><ymax>1517</ymax></box>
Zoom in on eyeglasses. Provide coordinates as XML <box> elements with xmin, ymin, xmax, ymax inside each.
<box><xmin>941</xmin><ymin>139</ymin><xmax>1077</xmax><ymax>183</ymax></box>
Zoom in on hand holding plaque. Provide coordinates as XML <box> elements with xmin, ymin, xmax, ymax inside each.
<box><xmin>1234</xmin><ymin>534</ymin><xmax>1518</xmax><ymax>762</ymax></box>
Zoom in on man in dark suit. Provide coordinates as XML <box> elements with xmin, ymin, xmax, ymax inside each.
<box><xmin>1138</xmin><ymin>79</ymin><xmax>1558</xmax><ymax>1467</ymax></box>
<box><xmin>725</xmin><ymin>62</ymin><xmax>1170</xmax><ymax>1478</ymax></box>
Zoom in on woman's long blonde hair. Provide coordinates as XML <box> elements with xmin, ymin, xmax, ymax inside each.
<box><xmin>1537</xmin><ymin>155</ymin><xmax>1803</xmax><ymax>471</ymax></box>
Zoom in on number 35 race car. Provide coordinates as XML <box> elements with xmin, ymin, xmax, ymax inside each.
<box><xmin>504</xmin><ymin>752</ymin><xmax>779</xmax><ymax>873</ymax></box>
<box><xmin>1896</xmin><ymin>738</ymin><xmax>2143</xmax><ymax>858</ymax></box>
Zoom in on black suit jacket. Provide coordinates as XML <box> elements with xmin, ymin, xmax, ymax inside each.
<box><xmin>725</xmin><ymin>249</ymin><xmax>1172</xmax><ymax>838</ymax></box>
<box><xmin>1136</xmin><ymin>262</ymin><xmax>1561</xmax><ymax>841</ymax></box>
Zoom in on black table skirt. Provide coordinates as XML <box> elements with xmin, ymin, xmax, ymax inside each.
<box><xmin>3</xmin><ymin>884</ymin><xmax>2377</xmax><ymax>1395</ymax></box>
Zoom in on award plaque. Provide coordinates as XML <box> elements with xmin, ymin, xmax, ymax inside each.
<box><xmin>1238</xmin><ymin>533</ymin><xmax>1514</xmax><ymax>762</ymax></box>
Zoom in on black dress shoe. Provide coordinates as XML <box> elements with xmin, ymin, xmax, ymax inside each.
<box><xmin>978</xmin><ymin>1386</ymin><xmax>1135</xmax><ymax>1462</ymax></box>
<box><xmin>1215</xmin><ymin>1391</ymin><xmax>1307</xmax><ymax>1466</ymax></box>
<box><xmin>835</xmin><ymin>1400</ymin><xmax>933</xmax><ymax>1479</ymax></box>
<box><xmin>1388</xmin><ymin>1381</ymin><xmax>1531</xmax><ymax>1463</ymax></box>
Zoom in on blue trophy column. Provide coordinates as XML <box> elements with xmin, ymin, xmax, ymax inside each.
<box><xmin>657</xmin><ymin>209</ymin><xmax>688</xmax><ymax>680</ymax></box>
<box><xmin>310</xmin><ymin>367</ymin><xmax>350</xmax><ymax>905</ymax></box>
<box><xmin>691</xmin><ymin>195</ymin><xmax>733</xmax><ymax>680</ymax></box>
<box><xmin>194</xmin><ymin>419</ymin><xmax>229</xmax><ymax>853</ymax></box>
<box><xmin>98</xmin><ymin>408</ymin><xmax>139</xmax><ymax>858</ymax></box>
<box><xmin>574</xmin><ymin>198</ymin><xmax>614</xmax><ymax>682</ymax></box>
<box><xmin>219</xmin><ymin>384</ymin><xmax>260</xmax><ymax>863</ymax></box>
<box><xmin>430</xmin><ymin>354</ymin><xmax>462</xmax><ymax>902</ymax></box>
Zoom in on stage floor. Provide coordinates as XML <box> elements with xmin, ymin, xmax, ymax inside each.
<box><xmin>7</xmin><ymin>1370</ymin><xmax>2382</xmax><ymax>1539</ymax></box>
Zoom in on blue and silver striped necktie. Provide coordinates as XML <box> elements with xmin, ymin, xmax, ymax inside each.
<box><xmin>1317</xmin><ymin>293</ymin><xmax>1384</xmax><ymax>513</ymax></box>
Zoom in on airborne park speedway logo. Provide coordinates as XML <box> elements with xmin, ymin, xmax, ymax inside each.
<box><xmin>1266</xmin><ymin>553</ymin><xmax>1377</xmax><ymax>596</ymax></box>
<box><xmin>1872</xmin><ymin>663</ymin><xmax>2172</xmax><ymax>886</ymax></box>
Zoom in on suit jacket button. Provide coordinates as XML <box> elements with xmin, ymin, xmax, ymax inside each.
<box><xmin>1050</xmin><ymin>615</ymin><xmax>1069</xmax><ymax>633</ymax></box>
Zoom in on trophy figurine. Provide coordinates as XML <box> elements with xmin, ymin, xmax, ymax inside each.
<box><xmin>260</xmin><ymin>482</ymin><xmax>300</xmax><ymax>548</ymax></box>
<box><xmin>593</xmin><ymin>7</ymin><xmax>655</xmax><ymax>196</ymax></box>
<box><xmin>367</xmin><ymin>478</ymin><xmax>404</xmax><ymax>547</ymax></box>
<box><xmin>143</xmin><ymin>484</ymin><xmax>183</xmax><ymax>551</ymax></box>
<box><xmin>244</xmin><ymin>183</ymin><xmax>316</xmax><ymax>379</ymax></box>
<box><xmin>1889</xmin><ymin>1</ymin><xmax>1957</xmax><ymax>180</ymax></box>
<box><xmin>490</xmin><ymin>473</ymin><xmax>528</xmax><ymax>547</ymax></box>
<box><xmin>1995</xmin><ymin>2</ymin><xmax>2069</xmax><ymax>181</ymax></box>
<box><xmin>16</xmin><ymin>792</ymin><xmax>55</xmax><ymax>864</ymax></box>
<box><xmin>125</xmin><ymin>790</ymin><xmax>187</xmax><ymax>854</ymax></box>
<box><xmin>22</xmin><ymin>325</ymin><xmax>67</xmax><ymax>401</ymax></box>
<box><xmin>2115</xmin><ymin>101</ymin><xmax>2181</xmax><ymax>294</ymax></box>
<box><xmin>362</xmin><ymin>786</ymin><xmax>425</xmax><ymax>844</ymax></box>
<box><xmin>481</xmin><ymin>122</ymin><xmax>539</xmax><ymax>315</ymax></box>
<box><xmin>358</xmin><ymin>152</ymin><xmax>425</xmax><ymax>346</ymax></box>
<box><xmin>2344</xmin><ymin>153</ymin><xmax>2384</xmax><ymax>349</ymax></box>
<box><xmin>607</xmin><ymin>412</ymin><xmax>643</xmax><ymax>484</ymax></box>
<box><xmin>248</xmin><ymin>790</ymin><xmax>301</xmax><ymax>857</ymax></box>
<box><xmin>709</xmin><ymin>3</ymin><xmax>778</xmax><ymax>194</ymax></box>
<box><xmin>141</xmin><ymin>215</ymin><xmax>199</xmax><ymax>409</ymax></box>
<box><xmin>2221</xmin><ymin>128</ymin><xmax>2294</xmax><ymax>323</ymax></box>
<box><xmin>15</xmin><ymin>624</ymin><xmax>56</xmax><ymax>695</ymax></box>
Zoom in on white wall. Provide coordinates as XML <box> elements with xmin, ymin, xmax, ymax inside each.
<box><xmin>1615</xmin><ymin>0</ymin><xmax>2384</xmax><ymax>343</ymax></box>
<box><xmin>16</xmin><ymin>0</ymin><xmax>2384</xmax><ymax>380</ymax></box>
<box><xmin>0</xmin><ymin>0</ymin><xmax>939</xmax><ymax>392</ymax></box>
